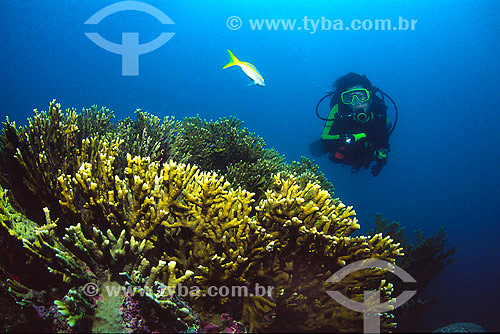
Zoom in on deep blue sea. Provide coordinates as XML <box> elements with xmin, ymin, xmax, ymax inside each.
<box><xmin>1</xmin><ymin>1</ymin><xmax>499</xmax><ymax>332</ymax></box>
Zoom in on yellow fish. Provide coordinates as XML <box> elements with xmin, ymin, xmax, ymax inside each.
<box><xmin>223</xmin><ymin>49</ymin><xmax>265</xmax><ymax>87</ymax></box>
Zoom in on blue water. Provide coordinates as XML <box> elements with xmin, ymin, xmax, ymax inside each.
<box><xmin>1</xmin><ymin>1</ymin><xmax>499</xmax><ymax>332</ymax></box>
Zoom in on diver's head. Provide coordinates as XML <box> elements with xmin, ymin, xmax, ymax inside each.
<box><xmin>342</xmin><ymin>84</ymin><xmax>372</xmax><ymax>118</ymax></box>
<box><xmin>335</xmin><ymin>73</ymin><xmax>373</xmax><ymax>122</ymax></box>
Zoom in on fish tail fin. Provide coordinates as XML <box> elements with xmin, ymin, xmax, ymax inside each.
<box><xmin>223</xmin><ymin>49</ymin><xmax>240</xmax><ymax>69</ymax></box>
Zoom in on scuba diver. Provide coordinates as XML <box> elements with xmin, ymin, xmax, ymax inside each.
<box><xmin>309</xmin><ymin>72</ymin><xmax>398</xmax><ymax>176</ymax></box>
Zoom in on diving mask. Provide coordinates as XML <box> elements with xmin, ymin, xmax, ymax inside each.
<box><xmin>341</xmin><ymin>88</ymin><xmax>370</xmax><ymax>105</ymax></box>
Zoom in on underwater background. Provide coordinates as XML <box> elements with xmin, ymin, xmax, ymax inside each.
<box><xmin>0</xmin><ymin>0</ymin><xmax>499</xmax><ymax>332</ymax></box>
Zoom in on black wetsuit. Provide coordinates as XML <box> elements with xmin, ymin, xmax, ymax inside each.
<box><xmin>321</xmin><ymin>94</ymin><xmax>391</xmax><ymax>170</ymax></box>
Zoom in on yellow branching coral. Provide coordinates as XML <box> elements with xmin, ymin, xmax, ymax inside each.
<box><xmin>243</xmin><ymin>173</ymin><xmax>403</xmax><ymax>332</ymax></box>
<box><xmin>58</xmin><ymin>140</ymin><xmax>198</xmax><ymax>240</ymax></box>
<box><xmin>115</xmin><ymin>156</ymin><xmax>199</xmax><ymax>239</ymax></box>
<box><xmin>256</xmin><ymin>173</ymin><xmax>359</xmax><ymax>237</ymax></box>
<box><xmin>145</xmin><ymin>260</ymin><xmax>194</xmax><ymax>290</ymax></box>
<box><xmin>57</xmin><ymin>138</ymin><xmax>265</xmax><ymax>289</ymax></box>
<box><xmin>57</xmin><ymin>137</ymin><xmax>123</xmax><ymax>219</ymax></box>
<box><xmin>161</xmin><ymin>169</ymin><xmax>267</xmax><ymax>293</ymax></box>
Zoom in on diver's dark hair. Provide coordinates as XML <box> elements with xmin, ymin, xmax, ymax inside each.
<box><xmin>334</xmin><ymin>72</ymin><xmax>373</xmax><ymax>92</ymax></box>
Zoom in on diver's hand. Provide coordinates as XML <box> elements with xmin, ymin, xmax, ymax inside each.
<box><xmin>375</xmin><ymin>148</ymin><xmax>389</xmax><ymax>160</ymax></box>
<box><xmin>371</xmin><ymin>149</ymin><xmax>389</xmax><ymax>176</ymax></box>
<box><xmin>343</xmin><ymin>133</ymin><xmax>367</xmax><ymax>145</ymax></box>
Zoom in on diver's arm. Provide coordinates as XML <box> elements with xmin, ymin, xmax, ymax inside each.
<box><xmin>378</xmin><ymin>116</ymin><xmax>391</xmax><ymax>153</ymax></box>
<box><xmin>371</xmin><ymin>117</ymin><xmax>391</xmax><ymax>174</ymax></box>
<box><xmin>371</xmin><ymin>130</ymin><xmax>389</xmax><ymax>176</ymax></box>
<box><xmin>321</xmin><ymin>105</ymin><xmax>341</xmax><ymax>141</ymax></box>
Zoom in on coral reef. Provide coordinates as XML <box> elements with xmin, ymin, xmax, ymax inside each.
<box><xmin>174</xmin><ymin>116</ymin><xmax>287</xmax><ymax>201</ymax></box>
<box><xmin>371</xmin><ymin>213</ymin><xmax>455</xmax><ymax>333</ymax></box>
<box><xmin>75</xmin><ymin>105</ymin><xmax>115</xmax><ymax>144</ymax></box>
<box><xmin>371</xmin><ymin>214</ymin><xmax>455</xmax><ymax>291</ymax></box>
<box><xmin>110</xmin><ymin>109</ymin><xmax>184</xmax><ymax>172</ymax></box>
<box><xmin>0</xmin><ymin>100</ymin><xmax>80</xmax><ymax>220</ymax></box>
<box><xmin>285</xmin><ymin>156</ymin><xmax>335</xmax><ymax>195</ymax></box>
<box><xmin>174</xmin><ymin>117</ymin><xmax>335</xmax><ymax>203</ymax></box>
<box><xmin>433</xmin><ymin>322</ymin><xmax>486</xmax><ymax>333</ymax></box>
<box><xmin>0</xmin><ymin>101</ymin><xmax>406</xmax><ymax>333</ymax></box>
